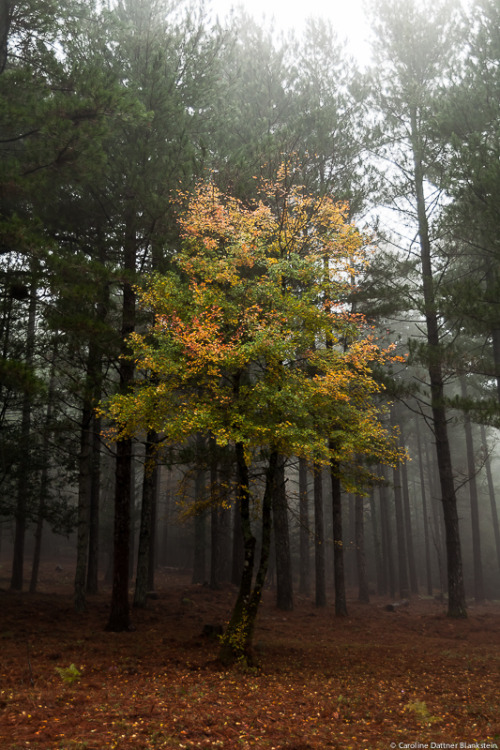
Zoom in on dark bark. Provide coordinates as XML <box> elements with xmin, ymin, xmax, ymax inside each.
<box><xmin>298</xmin><ymin>457</ymin><xmax>311</xmax><ymax>596</ymax></box>
<box><xmin>86</xmin><ymin>415</ymin><xmax>101</xmax><ymax>595</ymax></box>
<box><xmin>273</xmin><ymin>458</ymin><xmax>293</xmax><ymax>611</ymax></box>
<box><xmin>416</xmin><ymin>419</ymin><xmax>433</xmax><ymax>596</ymax></box>
<box><xmin>106</xmin><ymin>198</ymin><xmax>136</xmax><ymax>632</ymax></box>
<box><xmin>219</xmin><ymin>447</ymin><xmax>279</xmax><ymax>666</ymax></box>
<box><xmin>427</xmin><ymin>443</ymin><xmax>447</xmax><ymax>597</ymax></box>
<box><xmin>313</xmin><ymin>463</ymin><xmax>326</xmax><ymax>607</ymax></box>
<box><xmin>106</xmin><ymin>437</ymin><xmax>133</xmax><ymax>631</ymax></box>
<box><xmin>231</xmin><ymin>495</ymin><xmax>244</xmax><ymax>586</ymax></box>
<box><xmin>410</xmin><ymin>105</ymin><xmax>467</xmax><ymax>617</ymax></box>
<box><xmin>330</xmin><ymin>458</ymin><xmax>347</xmax><ymax>616</ymax></box>
<box><xmin>355</xmin><ymin>495</ymin><xmax>369</xmax><ymax>603</ymax></box>
<box><xmin>86</xmin><ymin>242</ymin><xmax>108</xmax><ymax>596</ymax></box>
<box><xmin>0</xmin><ymin>0</ymin><xmax>13</xmax><ymax>74</ymax></box>
<box><xmin>134</xmin><ymin>431</ymin><xmax>158</xmax><ymax>607</ymax></box>
<box><xmin>147</xmin><ymin>467</ymin><xmax>157</xmax><ymax>592</ymax></box>
<box><xmin>128</xmin><ymin>445</ymin><xmax>136</xmax><ymax>580</ymax></box>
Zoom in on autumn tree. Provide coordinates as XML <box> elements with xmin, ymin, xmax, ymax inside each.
<box><xmin>104</xmin><ymin>165</ymin><xmax>405</xmax><ymax>660</ymax></box>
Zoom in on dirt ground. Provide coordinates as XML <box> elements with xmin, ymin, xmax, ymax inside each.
<box><xmin>0</xmin><ymin>565</ymin><xmax>499</xmax><ymax>750</ymax></box>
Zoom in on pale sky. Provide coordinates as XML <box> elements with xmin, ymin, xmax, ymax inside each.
<box><xmin>208</xmin><ymin>0</ymin><xmax>372</xmax><ymax>64</ymax></box>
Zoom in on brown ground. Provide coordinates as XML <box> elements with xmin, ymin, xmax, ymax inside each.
<box><xmin>0</xmin><ymin>565</ymin><xmax>499</xmax><ymax>750</ymax></box>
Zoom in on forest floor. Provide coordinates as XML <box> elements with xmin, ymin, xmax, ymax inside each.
<box><xmin>0</xmin><ymin>565</ymin><xmax>499</xmax><ymax>750</ymax></box>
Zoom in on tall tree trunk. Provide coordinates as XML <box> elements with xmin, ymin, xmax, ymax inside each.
<box><xmin>86</xmin><ymin>241</ymin><xmax>108</xmax><ymax>596</ymax></box>
<box><xmin>134</xmin><ymin>431</ymin><xmax>158</xmax><ymax>607</ymax></box>
<box><xmin>10</xmin><ymin>280</ymin><xmax>36</xmax><ymax>591</ymax></box>
<box><xmin>427</xmin><ymin>442</ymin><xmax>446</xmax><ymax>597</ymax></box>
<box><xmin>298</xmin><ymin>457</ymin><xmax>311</xmax><ymax>597</ymax></box>
<box><xmin>355</xmin><ymin>495</ymin><xmax>369</xmax><ymax>603</ymax></box>
<box><xmin>86</xmin><ymin>414</ymin><xmax>101</xmax><ymax>595</ymax></box>
<box><xmin>313</xmin><ymin>463</ymin><xmax>326</xmax><ymax>607</ymax></box>
<box><xmin>74</xmin><ymin>346</ymin><xmax>99</xmax><ymax>612</ymax></box>
<box><xmin>107</xmin><ymin>437</ymin><xmax>133</xmax><ymax>631</ymax></box>
<box><xmin>411</xmin><ymin>106</ymin><xmax>467</xmax><ymax>617</ymax></box>
<box><xmin>330</xmin><ymin>458</ymin><xmax>347</xmax><ymax>616</ymax></box>
<box><xmin>106</xmin><ymin>198</ymin><xmax>136</xmax><ymax>632</ymax></box>
<box><xmin>0</xmin><ymin>0</ymin><xmax>13</xmax><ymax>74</ymax></box>
<box><xmin>273</xmin><ymin>458</ymin><xmax>293</xmax><ymax>611</ymax></box>
<box><xmin>460</xmin><ymin>378</ymin><xmax>485</xmax><ymax>603</ymax></box>
<box><xmin>147</xmin><ymin>462</ymin><xmax>157</xmax><ymax>592</ymax></box>
<box><xmin>416</xmin><ymin>418</ymin><xmax>433</xmax><ymax>596</ymax></box>
<box><xmin>128</xmin><ymin>444</ymin><xmax>136</xmax><ymax>580</ymax></box>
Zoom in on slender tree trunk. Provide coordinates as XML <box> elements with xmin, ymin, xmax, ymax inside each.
<box><xmin>273</xmin><ymin>458</ymin><xmax>293</xmax><ymax>611</ymax></box>
<box><xmin>148</xmin><ymin>463</ymin><xmax>157</xmax><ymax>592</ymax></box>
<box><xmin>107</xmin><ymin>437</ymin><xmax>133</xmax><ymax>631</ymax></box>
<box><xmin>410</xmin><ymin>106</ymin><xmax>467</xmax><ymax>617</ymax></box>
<box><xmin>134</xmin><ymin>431</ymin><xmax>158</xmax><ymax>607</ymax></box>
<box><xmin>129</xmin><ymin>445</ymin><xmax>136</xmax><ymax>580</ymax></box>
<box><xmin>313</xmin><ymin>463</ymin><xmax>326</xmax><ymax>607</ymax></box>
<box><xmin>74</xmin><ymin>352</ymin><xmax>96</xmax><ymax>612</ymax></box>
<box><xmin>355</xmin><ymin>495</ymin><xmax>369</xmax><ymax>603</ymax></box>
<box><xmin>231</xmin><ymin>494</ymin><xmax>244</xmax><ymax>585</ymax></box>
<box><xmin>219</xmin><ymin>446</ymin><xmax>278</xmax><ymax>665</ymax></box>
<box><xmin>416</xmin><ymin>418</ymin><xmax>433</xmax><ymax>596</ymax></box>
<box><xmin>330</xmin><ymin>458</ymin><xmax>347</xmax><ymax>616</ymax></box>
<box><xmin>10</xmin><ymin>280</ymin><xmax>36</xmax><ymax>591</ymax></box>
<box><xmin>0</xmin><ymin>0</ymin><xmax>13</xmax><ymax>74</ymax></box>
<box><xmin>106</xmin><ymin>198</ymin><xmax>136</xmax><ymax>632</ymax></box>
<box><xmin>298</xmin><ymin>457</ymin><xmax>311</xmax><ymax>596</ymax></box>
<box><xmin>427</xmin><ymin>443</ymin><xmax>446</xmax><ymax>597</ymax></box>
<box><xmin>460</xmin><ymin>378</ymin><xmax>485</xmax><ymax>603</ymax></box>
<box><xmin>86</xmin><ymin>242</ymin><xmax>107</xmax><ymax>596</ymax></box>
<box><xmin>86</xmin><ymin>414</ymin><xmax>101</xmax><ymax>595</ymax></box>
